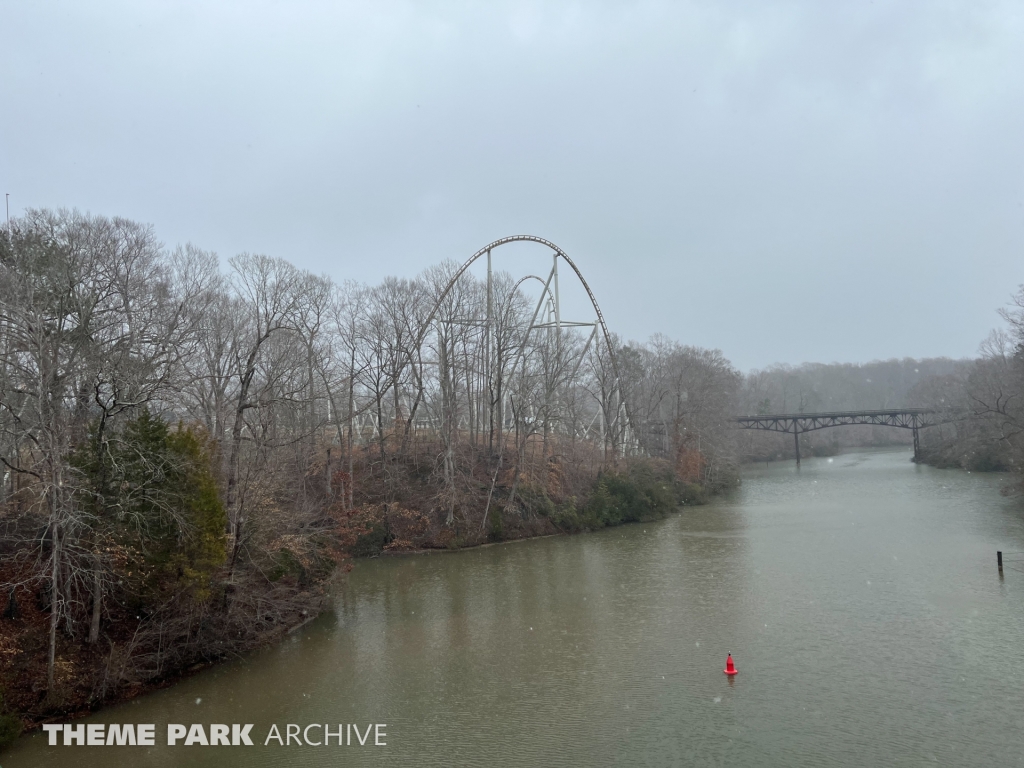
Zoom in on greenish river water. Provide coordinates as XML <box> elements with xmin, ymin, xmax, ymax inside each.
<box><xmin>6</xmin><ymin>448</ymin><xmax>1024</xmax><ymax>766</ymax></box>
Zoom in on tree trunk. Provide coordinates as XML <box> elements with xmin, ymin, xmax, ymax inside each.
<box><xmin>226</xmin><ymin>402</ymin><xmax>246</xmax><ymax>536</ymax></box>
<box><xmin>347</xmin><ymin>346</ymin><xmax>356</xmax><ymax>511</ymax></box>
<box><xmin>308</xmin><ymin>342</ymin><xmax>317</xmax><ymax>450</ymax></box>
<box><xmin>47</xmin><ymin>524</ymin><xmax>59</xmax><ymax>692</ymax></box>
<box><xmin>325</xmin><ymin>448</ymin><xmax>332</xmax><ymax>498</ymax></box>
<box><xmin>88</xmin><ymin>554</ymin><xmax>102</xmax><ymax>643</ymax></box>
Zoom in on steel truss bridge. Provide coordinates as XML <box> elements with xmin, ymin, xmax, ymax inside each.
<box><xmin>735</xmin><ymin>409</ymin><xmax>941</xmax><ymax>464</ymax></box>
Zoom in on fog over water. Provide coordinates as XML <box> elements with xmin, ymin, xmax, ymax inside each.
<box><xmin>3</xmin><ymin>1</ymin><xmax>1024</xmax><ymax>369</ymax></box>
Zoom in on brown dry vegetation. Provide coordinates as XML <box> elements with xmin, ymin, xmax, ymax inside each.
<box><xmin>0</xmin><ymin>210</ymin><xmax>739</xmax><ymax>744</ymax></box>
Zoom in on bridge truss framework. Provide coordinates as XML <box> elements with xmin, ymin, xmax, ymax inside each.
<box><xmin>735</xmin><ymin>409</ymin><xmax>940</xmax><ymax>464</ymax></box>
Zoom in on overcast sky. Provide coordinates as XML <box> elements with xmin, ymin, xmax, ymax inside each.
<box><xmin>3</xmin><ymin>1</ymin><xmax>1023</xmax><ymax>370</ymax></box>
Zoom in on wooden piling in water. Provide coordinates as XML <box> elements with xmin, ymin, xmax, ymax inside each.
<box><xmin>998</xmin><ymin>551</ymin><xmax>1003</xmax><ymax>574</ymax></box>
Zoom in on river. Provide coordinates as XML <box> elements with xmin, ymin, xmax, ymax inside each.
<box><xmin>6</xmin><ymin>447</ymin><xmax>1024</xmax><ymax>766</ymax></box>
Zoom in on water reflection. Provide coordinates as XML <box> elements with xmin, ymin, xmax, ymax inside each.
<box><xmin>7</xmin><ymin>448</ymin><xmax>1024</xmax><ymax>767</ymax></box>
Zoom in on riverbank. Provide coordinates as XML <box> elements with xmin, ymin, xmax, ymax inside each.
<box><xmin>0</xmin><ymin>578</ymin><xmax>325</xmax><ymax>745</ymax></box>
<box><xmin>0</xmin><ymin>455</ymin><xmax>722</xmax><ymax>746</ymax></box>
<box><xmin>8</xmin><ymin>448</ymin><xmax>1022</xmax><ymax>766</ymax></box>
<box><xmin>352</xmin><ymin>456</ymin><xmax>717</xmax><ymax>555</ymax></box>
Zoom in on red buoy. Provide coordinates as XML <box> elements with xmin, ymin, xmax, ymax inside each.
<box><xmin>724</xmin><ymin>654</ymin><xmax>738</xmax><ymax>675</ymax></box>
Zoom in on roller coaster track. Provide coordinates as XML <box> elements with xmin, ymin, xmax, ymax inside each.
<box><xmin>418</xmin><ymin>235</ymin><xmax>637</xmax><ymax>455</ymax></box>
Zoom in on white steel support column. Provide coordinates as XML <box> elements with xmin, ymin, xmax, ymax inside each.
<box><xmin>486</xmin><ymin>248</ymin><xmax>493</xmax><ymax>448</ymax></box>
<box><xmin>553</xmin><ymin>253</ymin><xmax>561</xmax><ymax>352</ymax></box>
<box><xmin>415</xmin><ymin>236</ymin><xmax>639</xmax><ymax>460</ymax></box>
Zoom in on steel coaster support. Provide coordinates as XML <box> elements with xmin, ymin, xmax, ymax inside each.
<box><xmin>417</xmin><ymin>235</ymin><xmax>638</xmax><ymax>459</ymax></box>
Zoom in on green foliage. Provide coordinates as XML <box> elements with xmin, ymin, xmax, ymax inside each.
<box><xmin>966</xmin><ymin>446</ymin><xmax>1012</xmax><ymax>472</ymax></box>
<box><xmin>515</xmin><ymin>484</ymin><xmax>557</xmax><ymax>518</ymax></box>
<box><xmin>487</xmin><ymin>508</ymin><xmax>505</xmax><ymax>542</ymax></box>
<box><xmin>550</xmin><ymin>459</ymin><xmax>693</xmax><ymax>533</ymax></box>
<box><xmin>71</xmin><ymin>411</ymin><xmax>227</xmax><ymax>604</ymax></box>
<box><xmin>351</xmin><ymin>518</ymin><xmax>390</xmax><ymax>557</ymax></box>
<box><xmin>918</xmin><ymin>444</ymin><xmax>1013</xmax><ymax>472</ymax></box>
<box><xmin>268</xmin><ymin>548</ymin><xmax>304</xmax><ymax>584</ymax></box>
<box><xmin>163</xmin><ymin>427</ymin><xmax>228</xmax><ymax>600</ymax></box>
<box><xmin>0</xmin><ymin>690</ymin><xmax>23</xmax><ymax>749</ymax></box>
<box><xmin>677</xmin><ymin>481</ymin><xmax>708</xmax><ymax>506</ymax></box>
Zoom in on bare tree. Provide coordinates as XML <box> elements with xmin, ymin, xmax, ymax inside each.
<box><xmin>223</xmin><ymin>254</ymin><xmax>302</xmax><ymax>560</ymax></box>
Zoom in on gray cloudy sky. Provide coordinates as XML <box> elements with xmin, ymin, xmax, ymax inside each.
<box><xmin>3</xmin><ymin>1</ymin><xmax>1023</xmax><ymax>370</ymax></box>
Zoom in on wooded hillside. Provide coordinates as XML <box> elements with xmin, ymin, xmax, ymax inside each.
<box><xmin>0</xmin><ymin>210</ymin><xmax>740</xmax><ymax>733</ymax></box>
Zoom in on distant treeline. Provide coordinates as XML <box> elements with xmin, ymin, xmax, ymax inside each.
<box><xmin>732</xmin><ymin>292</ymin><xmax>1024</xmax><ymax>475</ymax></box>
<box><xmin>735</xmin><ymin>357</ymin><xmax>971</xmax><ymax>460</ymax></box>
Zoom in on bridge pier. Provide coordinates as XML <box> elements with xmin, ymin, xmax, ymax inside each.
<box><xmin>736</xmin><ymin>409</ymin><xmax>940</xmax><ymax>466</ymax></box>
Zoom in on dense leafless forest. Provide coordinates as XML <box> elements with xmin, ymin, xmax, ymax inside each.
<box><xmin>910</xmin><ymin>293</ymin><xmax>1024</xmax><ymax>472</ymax></box>
<box><xmin>0</xmin><ymin>210</ymin><xmax>741</xmax><ymax>728</ymax></box>
<box><xmin>1</xmin><ymin>209</ymin><xmax>1022</xmax><ymax>737</ymax></box>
